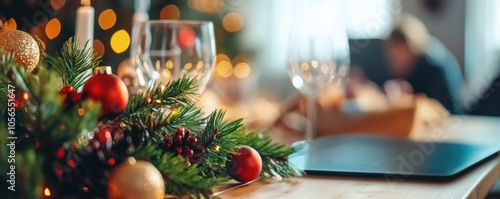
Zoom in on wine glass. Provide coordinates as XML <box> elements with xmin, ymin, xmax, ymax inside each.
<box><xmin>287</xmin><ymin>6</ymin><xmax>350</xmax><ymax>143</ymax></box>
<box><xmin>133</xmin><ymin>20</ymin><xmax>215</xmax><ymax>94</ymax></box>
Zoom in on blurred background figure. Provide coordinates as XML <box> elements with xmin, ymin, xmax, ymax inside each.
<box><xmin>385</xmin><ymin>14</ymin><xmax>463</xmax><ymax>113</ymax></box>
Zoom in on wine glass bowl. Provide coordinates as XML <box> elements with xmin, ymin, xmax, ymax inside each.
<box><xmin>133</xmin><ymin>20</ymin><xmax>216</xmax><ymax>94</ymax></box>
<box><xmin>287</xmin><ymin>23</ymin><xmax>350</xmax><ymax>141</ymax></box>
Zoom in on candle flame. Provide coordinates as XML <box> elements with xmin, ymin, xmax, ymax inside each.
<box><xmin>81</xmin><ymin>0</ymin><xmax>91</xmax><ymax>6</ymax></box>
<box><xmin>44</xmin><ymin>188</ymin><xmax>51</xmax><ymax>197</ymax></box>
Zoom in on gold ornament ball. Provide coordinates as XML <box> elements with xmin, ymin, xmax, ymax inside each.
<box><xmin>108</xmin><ymin>157</ymin><xmax>165</xmax><ymax>199</ymax></box>
<box><xmin>0</xmin><ymin>30</ymin><xmax>40</xmax><ymax>72</ymax></box>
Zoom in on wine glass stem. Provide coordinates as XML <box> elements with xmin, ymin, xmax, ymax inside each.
<box><xmin>306</xmin><ymin>93</ymin><xmax>316</xmax><ymax>141</ymax></box>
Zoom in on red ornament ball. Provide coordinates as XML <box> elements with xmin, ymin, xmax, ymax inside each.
<box><xmin>82</xmin><ymin>66</ymin><xmax>128</xmax><ymax>119</ymax></box>
<box><xmin>226</xmin><ymin>146</ymin><xmax>262</xmax><ymax>183</ymax></box>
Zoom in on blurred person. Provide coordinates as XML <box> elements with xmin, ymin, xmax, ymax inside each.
<box><xmin>385</xmin><ymin>14</ymin><xmax>461</xmax><ymax>113</ymax></box>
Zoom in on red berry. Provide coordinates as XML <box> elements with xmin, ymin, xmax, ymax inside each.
<box><xmin>164</xmin><ymin>135</ymin><xmax>172</xmax><ymax>148</ymax></box>
<box><xmin>97</xmin><ymin>130</ymin><xmax>112</xmax><ymax>150</ymax></box>
<box><xmin>60</xmin><ymin>85</ymin><xmax>73</xmax><ymax>94</ymax></box>
<box><xmin>176</xmin><ymin>147</ymin><xmax>183</xmax><ymax>154</ymax></box>
<box><xmin>187</xmin><ymin>136</ymin><xmax>197</xmax><ymax>145</ymax></box>
<box><xmin>71</xmin><ymin>92</ymin><xmax>82</xmax><ymax>103</ymax></box>
<box><xmin>185</xmin><ymin>149</ymin><xmax>194</xmax><ymax>158</ymax></box>
<box><xmin>68</xmin><ymin>159</ymin><xmax>76</xmax><ymax>168</ymax></box>
<box><xmin>56</xmin><ymin>148</ymin><xmax>65</xmax><ymax>159</ymax></box>
<box><xmin>55</xmin><ymin>166</ymin><xmax>64</xmax><ymax>176</ymax></box>
<box><xmin>226</xmin><ymin>146</ymin><xmax>262</xmax><ymax>183</ymax></box>
<box><xmin>175</xmin><ymin>135</ymin><xmax>183</xmax><ymax>143</ymax></box>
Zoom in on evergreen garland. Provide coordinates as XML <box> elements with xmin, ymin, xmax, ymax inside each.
<box><xmin>0</xmin><ymin>38</ymin><xmax>302</xmax><ymax>199</ymax></box>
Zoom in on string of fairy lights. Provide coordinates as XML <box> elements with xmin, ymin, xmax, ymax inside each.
<box><xmin>1</xmin><ymin>0</ymin><xmax>251</xmax><ymax>79</ymax></box>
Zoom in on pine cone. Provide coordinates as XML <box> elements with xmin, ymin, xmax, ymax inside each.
<box><xmin>164</xmin><ymin>127</ymin><xmax>205</xmax><ymax>164</ymax></box>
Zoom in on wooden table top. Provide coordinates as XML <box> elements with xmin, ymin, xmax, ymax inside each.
<box><xmin>216</xmin><ymin>116</ymin><xmax>500</xmax><ymax>199</ymax></box>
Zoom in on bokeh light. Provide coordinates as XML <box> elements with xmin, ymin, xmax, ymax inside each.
<box><xmin>179</xmin><ymin>27</ymin><xmax>195</xmax><ymax>47</ymax></box>
<box><xmin>216</xmin><ymin>60</ymin><xmax>233</xmax><ymax>78</ymax></box>
<box><xmin>44</xmin><ymin>188</ymin><xmax>51</xmax><ymax>197</ymax></box>
<box><xmin>184</xmin><ymin>62</ymin><xmax>193</xmax><ymax>70</ymax></box>
<box><xmin>222</xmin><ymin>12</ymin><xmax>244</xmax><ymax>32</ymax></box>
<box><xmin>110</xmin><ymin>29</ymin><xmax>130</xmax><ymax>54</ymax></box>
<box><xmin>50</xmin><ymin>0</ymin><xmax>65</xmax><ymax>10</ymax></box>
<box><xmin>160</xmin><ymin>5</ymin><xmax>180</xmax><ymax>20</ymax></box>
<box><xmin>216</xmin><ymin>54</ymin><xmax>230</xmax><ymax>63</ymax></box>
<box><xmin>233</xmin><ymin>62</ymin><xmax>251</xmax><ymax>78</ymax></box>
<box><xmin>188</xmin><ymin>0</ymin><xmax>223</xmax><ymax>13</ymax></box>
<box><xmin>45</xmin><ymin>18</ymin><xmax>61</xmax><ymax>40</ymax></box>
<box><xmin>196</xmin><ymin>60</ymin><xmax>204</xmax><ymax>69</ymax></box>
<box><xmin>93</xmin><ymin>39</ymin><xmax>105</xmax><ymax>57</ymax></box>
<box><xmin>166</xmin><ymin>60</ymin><xmax>174</xmax><ymax>69</ymax></box>
<box><xmin>4</xmin><ymin>18</ymin><xmax>17</xmax><ymax>30</ymax></box>
<box><xmin>98</xmin><ymin>9</ymin><xmax>117</xmax><ymax>30</ymax></box>
<box><xmin>155</xmin><ymin>60</ymin><xmax>161</xmax><ymax>70</ymax></box>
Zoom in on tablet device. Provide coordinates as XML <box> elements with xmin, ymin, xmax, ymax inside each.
<box><xmin>288</xmin><ymin>135</ymin><xmax>500</xmax><ymax>180</ymax></box>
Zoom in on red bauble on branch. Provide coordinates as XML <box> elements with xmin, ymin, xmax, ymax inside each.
<box><xmin>226</xmin><ymin>146</ymin><xmax>262</xmax><ymax>183</ymax></box>
<box><xmin>82</xmin><ymin>66</ymin><xmax>129</xmax><ymax>119</ymax></box>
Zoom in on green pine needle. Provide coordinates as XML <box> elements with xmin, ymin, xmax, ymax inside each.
<box><xmin>125</xmin><ymin>76</ymin><xmax>199</xmax><ymax>115</ymax></box>
<box><xmin>46</xmin><ymin>38</ymin><xmax>100</xmax><ymax>90</ymax></box>
<box><xmin>245</xmin><ymin>133</ymin><xmax>304</xmax><ymax>178</ymax></box>
<box><xmin>198</xmin><ymin>110</ymin><xmax>247</xmax><ymax>177</ymax></box>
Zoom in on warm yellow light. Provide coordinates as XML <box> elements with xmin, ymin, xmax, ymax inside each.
<box><xmin>45</xmin><ymin>18</ymin><xmax>61</xmax><ymax>40</ymax></box>
<box><xmin>196</xmin><ymin>61</ymin><xmax>204</xmax><ymax>69</ymax></box>
<box><xmin>301</xmin><ymin>63</ymin><xmax>310</xmax><ymax>71</ymax></box>
<box><xmin>81</xmin><ymin>0</ymin><xmax>90</xmax><ymax>6</ymax></box>
<box><xmin>188</xmin><ymin>0</ymin><xmax>223</xmax><ymax>13</ymax></box>
<box><xmin>50</xmin><ymin>0</ymin><xmax>65</xmax><ymax>10</ymax></box>
<box><xmin>200</xmin><ymin>0</ymin><xmax>223</xmax><ymax>13</ymax></box>
<box><xmin>4</xmin><ymin>18</ymin><xmax>17</xmax><ymax>30</ymax></box>
<box><xmin>222</xmin><ymin>12</ymin><xmax>244</xmax><ymax>32</ymax></box>
<box><xmin>98</xmin><ymin>9</ymin><xmax>117</xmax><ymax>30</ymax></box>
<box><xmin>92</xmin><ymin>39</ymin><xmax>105</xmax><ymax>57</ymax></box>
<box><xmin>165</xmin><ymin>60</ymin><xmax>174</xmax><ymax>69</ymax></box>
<box><xmin>215</xmin><ymin>60</ymin><xmax>233</xmax><ymax>78</ymax></box>
<box><xmin>44</xmin><ymin>188</ymin><xmax>51</xmax><ymax>197</ymax></box>
<box><xmin>155</xmin><ymin>60</ymin><xmax>161</xmax><ymax>71</ymax></box>
<box><xmin>184</xmin><ymin>63</ymin><xmax>193</xmax><ymax>70</ymax></box>
<box><xmin>78</xmin><ymin>108</ymin><xmax>85</xmax><ymax>116</ymax></box>
<box><xmin>233</xmin><ymin>62</ymin><xmax>251</xmax><ymax>78</ymax></box>
<box><xmin>311</xmin><ymin>60</ymin><xmax>318</xmax><ymax>68</ymax></box>
<box><xmin>160</xmin><ymin>5</ymin><xmax>180</xmax><ymax>20</ymax></box>
<box><xmin>161</xmin><ymin>69</ymin><xmax>171</xmax><ymax>79</ymax></box>
<box><xmin>215</xmin><ymin>54</ymin><xmax>230</xmax><ymax>63</ymax></box>
<box><xmin>110</xmin><ymin>29</ymin><xmax>130</xmax><ymax>54</ymax></box>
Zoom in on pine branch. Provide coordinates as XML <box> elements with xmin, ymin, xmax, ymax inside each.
<box><xmin>125</xmin><ymin>76</ymin><xmax>199</xmax><ymax>115</ymax></box>
<box><xmin>244</xmin><ymin>133</ymin><xmax>304</xmax><ymax>178</ymax></box>
<box><xmin>198</xmin><ymin>110</ymin><xmax>247</xmax><ymax>177</ymax></box>
<box><xmin>134</xmin><ymin>144</ymin><xmax>226</xmax><ymax>198</ymax></box>
<box><xmin>0</xmin><ymin>49</ymin><xmax>19</xmax><ymax>115</ymax></box>
<box><xmin>45</xmin><ymin>38</ymin><xmax>100</xmax><ymax>90</ymax></box>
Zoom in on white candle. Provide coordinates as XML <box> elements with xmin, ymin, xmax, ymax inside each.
<box><xmin>75</xmin><ymin>0</ymin><xmax>94</xmax><ymax>91</ymax></box>
<box><xmin>75</xmin><ymin>0</ymin><xmax>94</xmax><ymax>50</ymax></box>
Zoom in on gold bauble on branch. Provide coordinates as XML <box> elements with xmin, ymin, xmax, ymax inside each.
<box><xmin>108</xmin><ymin>157</ymin><xmax>165</xmax><ymax>199</ymax></box>
<box><xmin>0</xmin><ymin>30</ymin><xmax>40</xmax><ymax>72</ymax></box>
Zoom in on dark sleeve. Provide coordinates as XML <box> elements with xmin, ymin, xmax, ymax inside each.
<box><xmin>424</xmin><ymin>67</ymin><xmax>455</xmax><ymax>113</ymax></box>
